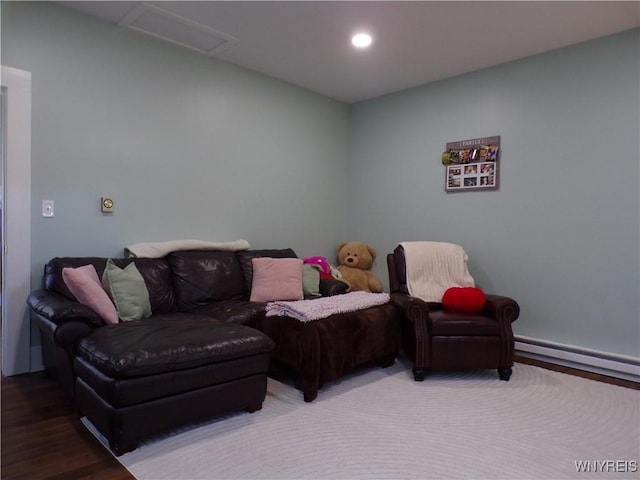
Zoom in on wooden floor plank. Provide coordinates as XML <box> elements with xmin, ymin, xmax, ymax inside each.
<box><xmin>1</xmin><ymin>372</ymin><xmax>134</xmax><ymax>480</ymax></box>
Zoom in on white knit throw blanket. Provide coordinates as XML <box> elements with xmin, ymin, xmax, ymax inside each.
<box><xmin>400</xmin><ymin>241</ymin><xmax>475</xmax><ymax>302</ymax></box>
<box><xmin>266</xmin><ymin>292</ymin><xmax>390</xmax><ymax>322</ymax></box>
<box><xmin>124</xmin><ymin>239</ymin><xmax>251</xmax><ymax>258</ymax></box>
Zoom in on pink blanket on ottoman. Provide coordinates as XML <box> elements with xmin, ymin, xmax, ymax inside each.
<box><xmin>266</xmin><ymin>292</ymin><xmax>390</xmax><ymax>322</ymax></box>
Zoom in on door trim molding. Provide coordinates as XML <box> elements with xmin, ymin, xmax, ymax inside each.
<box><xmin>1</xmin><ymin>65</ymin><xmax>32</xmax><ymax>375</ymax></box>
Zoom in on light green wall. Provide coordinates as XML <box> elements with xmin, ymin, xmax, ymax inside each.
<box><xmin>2</xmin><ymin>2</ymin><xmax>638</xmax><ymax>364</ymax></box>
<box><xmin>1</xmin><ymin>1</ymin><xmax>350</xmax><ymax>291</ymax></box>
<box><xmin>349</xmin><ymin>28</ymin><xmax>640</xmax><ymax>358</ymax></box>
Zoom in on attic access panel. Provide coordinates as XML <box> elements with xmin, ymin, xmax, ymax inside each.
<box><xmin>443</xmin><ymin>136</ymin><xmax>500</xmax><ymax>192</ymax></box>
<box><xmin>118</xmin><ymin>3</ymin><xmax>238</xmax><ymax>56</ymax></box>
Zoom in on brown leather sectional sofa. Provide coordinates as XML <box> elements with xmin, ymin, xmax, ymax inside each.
<box><xmin>27</xmin><ymin>248</ymin><xmax>400</xmax><ymax>453</ymax></box>
<box><xmin>28</xmin><ymin>249</ymin><xmax>305</xmax><ymax>399</ymax></box>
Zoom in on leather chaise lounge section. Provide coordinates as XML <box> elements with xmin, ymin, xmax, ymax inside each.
<box><xmin>73</xmin><ymin>317</ymin><xmax>274</xmax><ymax>455</ymax></box>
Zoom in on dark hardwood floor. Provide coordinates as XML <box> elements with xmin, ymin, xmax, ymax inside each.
<box><xmin>1</xmin><ymin>371</ymin><xmax>134</xmax><ymax>480</ymax></box>
<box><xmin>1</xmin><ymin>358</ymin><xmax>637</xmax><ymax>480</ymax></box>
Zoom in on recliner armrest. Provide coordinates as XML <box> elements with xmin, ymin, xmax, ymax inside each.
<box><xmin>27</xmin><ymin>289</ymin><xmax>105</xmax><ymax>327</ymax></box>
<box><xmin>390</xmin><ymin>292</ymin><xmax>430</xmax><ymax>325</ymax></box>
<box><xmin>482</xmin><ymin>294</ymin><xmax>520</xmax><ymax>325</ymax></box>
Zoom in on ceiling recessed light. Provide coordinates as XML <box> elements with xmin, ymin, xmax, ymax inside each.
<box><xmin>351</xmin><ymin>33</ymin><xmax>372</xmax><ymax>48</ymax></box>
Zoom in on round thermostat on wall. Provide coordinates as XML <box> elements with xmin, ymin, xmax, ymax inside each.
<box><xmin>101</xmin><ymin>197</ymin><xmax>114</xmax><ymax>213</ymax></box>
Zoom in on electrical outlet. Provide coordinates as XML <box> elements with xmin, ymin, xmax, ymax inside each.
<box><xmin>42</xmin><ymin>200</ymin><xmax>54</xmax><ymax>217</ymax></box>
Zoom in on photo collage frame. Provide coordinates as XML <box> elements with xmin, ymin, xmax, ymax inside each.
<box><xmin>442</xmin><ymin>136</ymin><xmax>500</xmax><ymax>192</ymax></box>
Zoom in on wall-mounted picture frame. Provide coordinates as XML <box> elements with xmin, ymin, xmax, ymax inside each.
<box><xmin>443</xmin><ymin>136</ymin><xmax>500</xmax><ymax>192</ymax></box>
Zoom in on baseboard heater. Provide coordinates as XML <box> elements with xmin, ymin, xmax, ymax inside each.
<box><xmin>515</xmin><ymin>336</ymin><xmax>640</xmax><ymax>383</ymax></box>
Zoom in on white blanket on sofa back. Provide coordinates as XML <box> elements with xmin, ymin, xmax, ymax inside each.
<box><xmin>400</xmin><ymin>241</ymin><xmax>475</xmax><ymax>302</ymax></box>
<box><xmin>124</xmin><ymin>239</ymin><xmax>251</xmax><ymax>258</ymax></box>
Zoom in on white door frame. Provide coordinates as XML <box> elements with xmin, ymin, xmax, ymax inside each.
<box><xmin>1</xmin><ymin>65</ymin><xmax>32</xmax><ymax>375</ymax></box>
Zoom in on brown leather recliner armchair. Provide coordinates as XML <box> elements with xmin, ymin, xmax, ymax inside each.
<box><xmin>387</xmin><ymin>244</ymin><xmax>520</xmax><ymax>382</ymax></box>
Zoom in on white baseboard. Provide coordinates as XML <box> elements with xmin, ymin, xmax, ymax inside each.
<box><xmin>515</xmin><ymin>336</ymin><xmax>640</xmax><ymax>383</ymax></box>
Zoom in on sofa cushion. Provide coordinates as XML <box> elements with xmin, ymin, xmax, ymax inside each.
<box><xmin>429</xmin><ymin>310</ymin><xmax>499</xmax><ymax>335</ymax></box>
<box><xmin>187</xmin><ymin>300</ymin><xmax>266</xmax><ymax>325</ymax></box>
<box><xmin>236</xmin><ymin>248</ymin><xmax>298</xmax><ymax>295</ymax></box>
<box><xmin>75</xmin><ymin>315</ymin><xmax>275</xmax><ymax>378</ymax></box>
<box><xmin>249</xmin><ymin>257</ymin><xmax>304</xmax><ymax>302</ymax></box>
<box><xmin>168</xmin><ymin>250</ymin><xmax>246</xmax><ymax>311</ymax></box>
<box><xmin>75</xmin><ymin>349</ymin><xmax>271</xmax><ymax>408</ymax></box>
<box><xmin>46</xmin><ymin>257</ymin><xmax>176</xmax><ymax>314</ymax></box>
<box><xmin>102</xmin><ymin>259</ymin><xmax>152</xmax><ymax>322</ymax></box>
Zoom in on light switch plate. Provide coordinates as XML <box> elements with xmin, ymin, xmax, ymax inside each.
<box><xmin>42</xmin><ymin>200</ymin><xmax>54</xmax><ymax>217</ymax></box>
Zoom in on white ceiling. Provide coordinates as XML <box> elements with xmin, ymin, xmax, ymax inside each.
<box><xmin>57</xmin><ymin>1</ymin><xmax>640</xmax><ymax>104</ymax></box>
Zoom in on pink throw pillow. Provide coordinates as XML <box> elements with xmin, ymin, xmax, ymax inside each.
<box><xmin>62</xmin><ymin>264</ymin><xmax>119</xmax><ymax>325</ymax></box>
<box><xmin>250</xmin><ymin>257</ymin><xmax>304</xmax><ymax>302</ymax></box>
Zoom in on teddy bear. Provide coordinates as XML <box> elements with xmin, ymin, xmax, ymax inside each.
<box><xmin>336</xmin><ymin>241</ymin><xmax>382</xmax><ymax>293</ymax></box>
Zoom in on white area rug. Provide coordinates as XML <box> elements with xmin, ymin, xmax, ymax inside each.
<box><xmin>84</xmin><ymin>360</ymin><xmax>640</xmax><ymax>480</ymax></box>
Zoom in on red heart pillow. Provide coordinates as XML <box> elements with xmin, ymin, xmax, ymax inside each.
<box><xmin>442</xmin><ymin>287</ymin><xmax>486</xmax><ymax>313</ymax></box>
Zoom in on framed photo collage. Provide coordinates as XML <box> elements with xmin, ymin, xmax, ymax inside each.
<box><xmin>442</xmin><ymin>136</ymin><xmax>500</xmax><ymax>192</ymax></box>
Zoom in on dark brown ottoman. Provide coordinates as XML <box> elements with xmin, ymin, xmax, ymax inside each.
<box><xmin>252</xmin><ymin>302</ymin><xmax>401</xmax><ymax>402</ymax></box>
<box><xmin>74</xmin><ymin>315</ymin><xmax>275</xmax><ymax>455</ymax></box>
